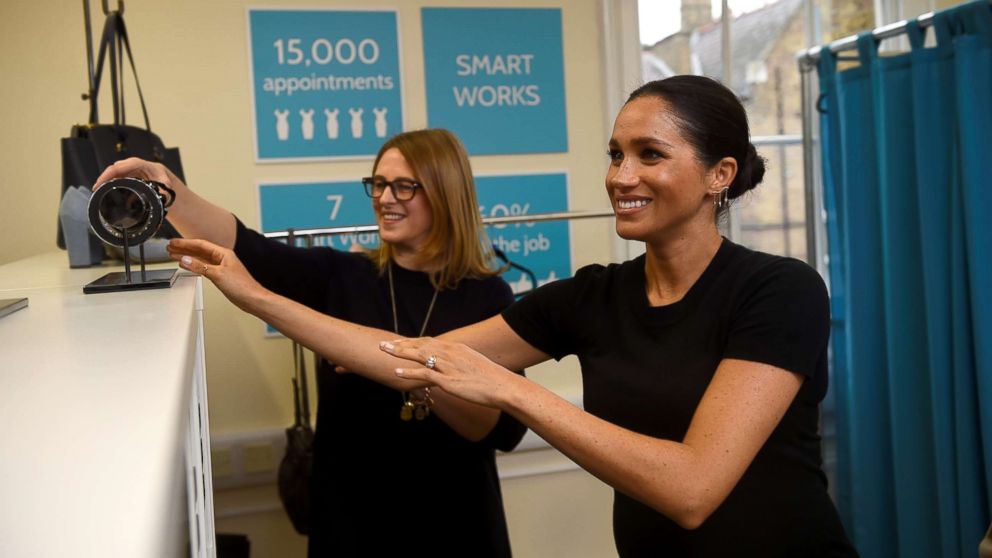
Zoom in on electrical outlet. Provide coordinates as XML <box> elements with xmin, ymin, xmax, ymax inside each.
<box><xmin>242</xmin><ymin>442</ymin><xmax>275</xmax><ymax>475</ymax></box>
<box><xmin>211</xmin><ymin>447</ymin><xmax>235</xmax><ymax>478</ymax></box>
<box><xmin>210</xmin><ymin>429</ymin><xmax>286</xmax><ymax>489</ymax></box>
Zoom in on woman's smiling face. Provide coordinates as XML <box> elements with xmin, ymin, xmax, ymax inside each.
<box><xmin>372</xmin><ymin>148</ymin><xmax>434</xmax><ymax>255</ymax></box>
<box><xmin>606</xmin><ymin>96</ymin><xmax>717</xmax><ymax>244</ymax></box>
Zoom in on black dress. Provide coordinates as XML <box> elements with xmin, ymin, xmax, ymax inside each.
<box><xmin>234</xmin><ymin>221</ymin><xmax>526</xmax><ymax>557</ymax></box>
<box><xmin>502</xmin><ymin>238</ymin><xmax>858</xmax><ymax>557</ymax></box>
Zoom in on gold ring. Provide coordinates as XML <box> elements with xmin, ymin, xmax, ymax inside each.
<box><xmin>201</xmin><ymin>264</ymin><xmax>209</xmax><ymax>274</ymax></box>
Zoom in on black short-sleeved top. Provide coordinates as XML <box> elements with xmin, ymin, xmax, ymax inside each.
<box><xmin>502</xmin><ymin>238</ymin><xmax>857</xmax><ymax>557</ymax></box>
<box><xmin>234</xmin><ymin>221</ymin><xmax>526</xmax><ymax>557</ymax></box>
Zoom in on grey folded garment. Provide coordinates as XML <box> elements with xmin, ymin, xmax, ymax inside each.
<box><xmin>59</xmin><ymin>186</ymin><xmax>105</xmax><ymax>268</ymax></box>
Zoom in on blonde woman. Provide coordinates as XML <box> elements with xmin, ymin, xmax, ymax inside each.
<box><xmin>95</xmin><ymin>129</ymin><xmax>525</xmax><ymax>557</ymax></box>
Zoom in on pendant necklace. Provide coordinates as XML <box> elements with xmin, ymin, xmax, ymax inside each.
<box><xmin>388</xmin><ymin>261</ymin><xmax>439</xmax><ymax>421</ymax></box>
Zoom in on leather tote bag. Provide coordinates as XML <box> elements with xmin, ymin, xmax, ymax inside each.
<box><xmin>58</xmin><ymin>10</ymin><xmax>184</xmax><ymax>249</ymax></box>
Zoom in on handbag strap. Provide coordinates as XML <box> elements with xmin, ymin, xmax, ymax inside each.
<box><xmin>89</xmin><ymin>13</ymin><xmax>113</xmax><ymax>123</ymax></box>
<box><xmin>299</xmin><ymin>234</ymin><xmax>313</xmax><ymax>426</ymax></box>
<box><xmin>296</xmin><ymin>342</ymin><xmax>311</xmax><ymax>427</ymax></box>
<box><xmin>287</xmin><ymin>230</ymin><xmax>312</xmax><ymax>429</ymax></box>
<box><xmin>89</xmin><ymin>11</ymin><xmax>152</xmax><ymax>130</ymax></box>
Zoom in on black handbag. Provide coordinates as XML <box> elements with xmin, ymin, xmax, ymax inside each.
<box><xmin>278</xmin><ymin>337</ymin><xmax>315</xmax><ymax>536</ymax></box>
<box><xmin>58</xmin><ymin>8</ymin><xmax>184</xmax><ymax>249</ymax></box>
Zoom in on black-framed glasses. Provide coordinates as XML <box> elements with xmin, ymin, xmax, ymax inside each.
<box><xmin>361</xmin><ymin>177</ymin><xmax>423</xmax><ymax>201</ymax></box>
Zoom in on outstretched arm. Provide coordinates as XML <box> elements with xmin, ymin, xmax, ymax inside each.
<box><xmin>168</xmin><ymin>237</ymin><xmax>550</xmax><ymax>441</ymax></box>
<box><xmin>382</xmin><ymin>338</ymin><xmax>803</xmax><ymax>529</ymax></box>
<box><xmin>94</xmin><ymin>157</ymin><xmax>237</xmax><ymax>248</ymax></box>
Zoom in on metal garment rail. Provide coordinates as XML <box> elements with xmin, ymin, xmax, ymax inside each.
<box><xmin>262</xmin><ymin>208</ymin><xmax>616</xmax><ymax>240</ymax></box>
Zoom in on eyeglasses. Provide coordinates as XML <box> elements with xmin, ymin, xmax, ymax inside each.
<box><xmin>361</xmin><ymin>177</ymin><xmax>423</xmax><ymax>201</ymax></box>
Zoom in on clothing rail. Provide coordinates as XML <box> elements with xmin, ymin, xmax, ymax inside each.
<box><xmin>262</xmin><ymin>208</ymin><xmax>615</xmax><ymax>240</ymax></box>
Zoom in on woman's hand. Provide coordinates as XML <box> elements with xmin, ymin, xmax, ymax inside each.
<box><xmin>380</xmin><ymin>337</ymin><xmax>524</xmax><ymax>409</ymax></box>
<box><xmin>167</xmin><ymin>238</ymin><xmax>266</xmax><ymax>312</ymax></box>
<box><xmin>93</xmin><ymin>157</ymin><xmax>188</xmax><ymax>197</ymax></box>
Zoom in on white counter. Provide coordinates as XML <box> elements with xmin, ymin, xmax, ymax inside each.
<box><xmin>0</xmin><ymin>252</ymin><xmax>215</xmax><ymax>558</ymax></box>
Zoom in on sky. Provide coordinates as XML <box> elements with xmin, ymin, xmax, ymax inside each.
<box><xmin>638</xmin><ymin>0</ymin><xmax>780</xmax><ymax>45</ymax></box>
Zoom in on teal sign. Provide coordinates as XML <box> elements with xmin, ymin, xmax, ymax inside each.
<box><xmin>258</xmin><ymin>173</ymin><xmax>571</xmax><ymax>296</ymax></box>
<box><xmin>248</xmin><ymin>9</ymin><xmax>403</xmax><ymax>161</ymax></box>
<box><xmin>259</xmin><ymin>179</ymin><xmax>378</xmax><ymax>250</ymax></box>
<box><xmin>421</xmin><ymin>8</ymin><xmax>567</xmax><ymax>155</ymax></box>
<box><xmin>476</xmin><ymin>173</ymin><xmax>570</xmax><ymax>294</ymax></box>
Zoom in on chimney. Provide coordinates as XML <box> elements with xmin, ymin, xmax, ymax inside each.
<box><xmin>681</xmin><ymin>0</ymin><xmax>712</xmax><ymax>32</ymax></box>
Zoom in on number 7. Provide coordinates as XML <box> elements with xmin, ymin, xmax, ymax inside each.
<box><xmin>326</xmin><ymin>194</ymin><xmax>343</xmax><ymax>221</ymax></box>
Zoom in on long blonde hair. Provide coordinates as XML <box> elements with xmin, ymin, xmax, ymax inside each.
<box><xmin>368</xmin><ymin>129</ymin><xmax>497</xmax><ymax>289</ymax></box>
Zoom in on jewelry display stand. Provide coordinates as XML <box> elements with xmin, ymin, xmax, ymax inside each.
<box><xmin>83</xmin><ymin>177</ymin><xmax>179</xmax><ymax>294</ymax></box>
<box><xmin>84</xmin><ymin>233</ymin><xmax>177</xmax><ymax>294</ymax></box>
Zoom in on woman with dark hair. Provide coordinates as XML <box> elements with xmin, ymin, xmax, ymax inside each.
<box><xmin>169</xmin><ymin>76</ymin><xmax>857</xmax><ymax>556</ymax></box>
<box><xmin>94</xmin><ymin>129</ymin><xmax>525</xmax><ymax>557</ymax></box>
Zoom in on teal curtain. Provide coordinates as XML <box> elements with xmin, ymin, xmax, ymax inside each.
<box><xmin>816</xmin><ymin>2</ymin><xmax>992</xmax><ymax>556</ymax></box>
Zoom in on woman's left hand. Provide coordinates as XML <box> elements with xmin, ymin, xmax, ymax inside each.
<box><xmin>380</xmin><ymin>338</ymin><xmax>521</xmax><ymax>409</ymax></box>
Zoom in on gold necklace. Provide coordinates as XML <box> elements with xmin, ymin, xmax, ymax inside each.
<box><xmin>388</xmin><ymin>262</ymin><xmax>439</xmax><ymax>421</ymax></box>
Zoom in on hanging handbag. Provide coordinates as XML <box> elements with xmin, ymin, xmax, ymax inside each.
<box><xmin>277</xmin><ymin>332</ymin><xmax>315</xmax><ymax>536</ymax></box>
<box><xmin>58</xmin><ymin>8</ymin><xmax>184</xmax><ymax>251</ymax></box>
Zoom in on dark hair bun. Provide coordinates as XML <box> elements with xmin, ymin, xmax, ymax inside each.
<box><xmin>730</xmin><ymin>143</ymin><xmax>766</xmax><ymax>198</ymax></box>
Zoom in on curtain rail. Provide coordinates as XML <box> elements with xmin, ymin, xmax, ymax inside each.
<box><xmin>797</xmin><ymin>4</ymin><xmax>956</xmax><ymax>70</ymax></box>
<box><xmin>799</xmin><ymin>0</ymin><xmax>992</xmax><ymax>69</ymax></box>
<box><xmin>263</xmin><ymin>208</ymin><xmax>615</xmax><ymax>239</ymax></box>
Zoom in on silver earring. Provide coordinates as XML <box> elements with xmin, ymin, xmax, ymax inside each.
<box><xmin>713</xmin><ymin>187</ymin><xmax>730</xmax><ymax>212</ymax></box>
